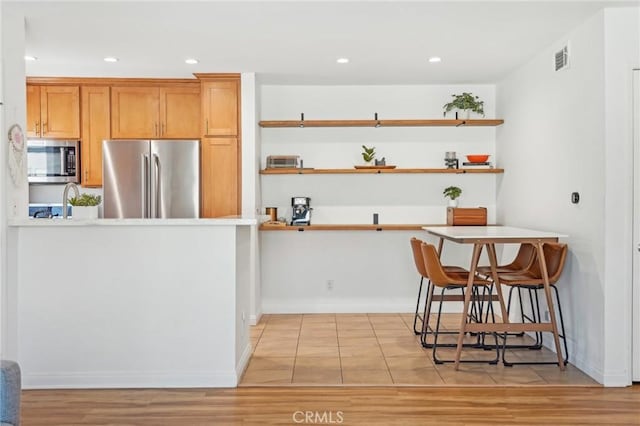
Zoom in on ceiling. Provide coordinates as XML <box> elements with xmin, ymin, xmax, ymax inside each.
<box><xmin>13</xmin><ymin>0</ymin><xmax>637</xmax><ymax>84</ymax></box>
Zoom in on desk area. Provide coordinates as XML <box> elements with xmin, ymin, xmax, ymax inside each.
<box><xmin>422</xmin><ymin>226</ymin><xmax>568</xmax><ymax>370</ymax></box>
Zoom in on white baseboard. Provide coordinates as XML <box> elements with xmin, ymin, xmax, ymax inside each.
<box><xmin>22</xmin><ymin>370</ymin><xmax>238</xmax><ymax>389</ymax></box>
<box><xmin>572</xmin><ymin>351</ymin><xmax>631</xmax><ymax>387</ymax></box>
<box><xmin>235</xmin><ymin>343</ymin><xmax>252</xmax><ymax>383</ymax></box>
<box><xmin>250</xmin><ymin>310</ymin><xmax>263</xmax><ymax>326</ymax></box>
<box><xmin>529</xmin><ymin>333</ymin><xmax>632</xmax><ymax>386</ymax></box>
<box><xmin>572</xmin><ymin>352</ymin><xmax>605</xmax><ymax>385</ymax></box>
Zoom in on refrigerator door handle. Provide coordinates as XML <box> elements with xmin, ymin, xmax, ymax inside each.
<box><xmin>153</xmin><ymin>153</ymin><xmax>161</xmax><ymax>218</ymax></box>
<box><xmin>142</xmin><ymin>153</ymin><xmax>149</xmax><ymax>218</ymax></box>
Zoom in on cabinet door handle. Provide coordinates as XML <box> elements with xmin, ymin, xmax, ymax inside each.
<box><xmin>35</xmin><ymin>121</ymin><xmax>39</xmax><ymax>135</ymax></box>
<box><xmin>42</xmin><ymin>122</ymin><xmax>47</xmax><ymax>134</ymax></box>
<box><xmin>85</xmin><ymin>170</ymin><xmax>88</xmax><ymax>181</ymax></box>
<box><xmin>154</xmin><ymin>123</ymin><xmax>158</xmax><ymax>137</ymax></box>
<box><xmin>206</xmin><ymin>119</ymin><xmax>209</xmax><ymax>134</ymax></box>
<box><xmin>161</xmin><ymin>123</ymin><xmax>165</xmax><ymax>137</ymax></box>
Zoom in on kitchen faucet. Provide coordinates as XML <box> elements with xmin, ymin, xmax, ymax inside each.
<box><xmin>62</xmin><ymin>182</ymin><xmax>79</xmax><ymax>219</ymax></box>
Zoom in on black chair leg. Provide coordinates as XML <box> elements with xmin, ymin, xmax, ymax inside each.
<box><xmin>413</xmin><ymin>277</ymin><xmax>425</xmax><ymax>335</ymax></box>
<box><xmin>432</xmin><ymin>286</ymin><xmax>499</xmax><ymax>365</ymax></box>
<box><xmin>503</xmin><ymin>285</ymin><xmax>568</xmax><ymax>367</ymax></box>
<box><xmin>531</xmin><ymin>289</ymin><xmax>543</xmax><ymax>348</ymax></box>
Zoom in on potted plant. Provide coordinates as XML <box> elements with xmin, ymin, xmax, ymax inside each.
<box><xmin>443</xmin><ymin>92</ymin><xmax>485</xmax><ymax>119</ymax></box>
<box><xmin>443</xmin><ymin>186</ymin><xmax>462</xmax><ymax>207</ymax></box>
<box><xmin>361</xmin><ymin>145</ymin><xmax>376</xmax><ymax>165</ymax></box>
<box><xmin>68</xmin><ymin>193</ymin><xmax>102</xmax><ymax>219</ymax></box>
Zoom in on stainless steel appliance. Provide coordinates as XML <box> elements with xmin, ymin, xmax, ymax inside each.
<box><xmin>266</xmin><ymin>155</ymin><xmax>299</xmax><ymax>168</ymax></box>
<box><xmin>444</xmin><ymin>151</ymin><xmax>459</xmax><ymax>169</ymax></box>
<box><xmin>102</xmin><ymin>140</ymin><xmax>200</xmax><ymax>218</ymax></box>
<box><xmin>27</xmin><ymin>140</ymin><xmax>80</xmax><ymax>183</ymax></box>
<box><xmin>291</xmin><ymin>196</ymin><xmax>312</xmax><ymax>225</ymax></box>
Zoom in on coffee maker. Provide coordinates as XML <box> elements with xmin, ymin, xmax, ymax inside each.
<box><xmin>291</xmin><ymin>197</ymin><xmax>312</xmax><ymax>225</ymax></box>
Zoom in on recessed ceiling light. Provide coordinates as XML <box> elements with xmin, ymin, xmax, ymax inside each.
<box><xmin>185</xmin><ymin>58</ymin><xmax>199</xmax><ymax>65</ymax></box>
<box><xmin>336</xmin><ymin>58</ymin><xmax>349</xmax><ymax>64</ymax></box>
<box><xmin>104</xmin><ymin>57</ymin><xmax>119</xmax><ymax>63</ymax></box>
<box><xmin>24</xmin><ymin>55</ymin><xmax>37</xmax><ymax>61</ymax></box>
<box><xmin>428</xmin><ymin>56</ymin><xmax>442</xmax><ymax>63</ymax></box>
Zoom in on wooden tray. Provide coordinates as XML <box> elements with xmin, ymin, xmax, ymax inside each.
<box><xmin>354</xmin><ymin>165</ymin><xmax>397</xmax><ymax>169</ymax></box>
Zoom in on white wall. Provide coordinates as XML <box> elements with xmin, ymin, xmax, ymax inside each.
<box><xmin>260</xmin><ymin>84</ymin><xmax>498</xmax><ymax>312</ymax></box>
<box><xmin>0</xmin><ymin>0</ymin><xmax>5</xmax><ymax>358</ymax></box>
<box><xmin>235</xmin><ymin>226</ymin><xmax>251</xmax><ymax>380</ymax></box>
<box><xmin>1</xmin><ymin>4</ymin><xmax>28</xmax><ymax>359</ymax></box>
<box><xmin>602</xmin><ymin>7</ymin><xmax>640</xmax><ymax>387</ymax></box>
<box><xmin>261</xmin><ymin>85</ymin><xmax>497</xmax><ymax>224</ymax></box>
<box><xmin>496</xmin><ymin>8</ymin><xmax>639</xmax><ymax>385</ymax></box>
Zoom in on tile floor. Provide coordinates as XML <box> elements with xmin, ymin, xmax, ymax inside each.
<box><xmin>240</xmin><ymin>313</ymin><xmax>599</xmax><ymax>387</ymax></box>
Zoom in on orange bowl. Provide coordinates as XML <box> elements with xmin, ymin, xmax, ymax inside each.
<box><xmin>466</xmin><ymin>154</ymin><xmax>490</xmax><ymax>163</ymax></box>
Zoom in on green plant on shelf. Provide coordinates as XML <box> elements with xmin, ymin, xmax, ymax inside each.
<box><xmin>443</xmin><ymin>186</ymin><xmax>462</xmax><ymax>200</ymax></box>
<box><xmin>361</xmin><ymin>145</ymin><xmax>376</xmax><ymax>163</ymax></box>
<box><xmin>443</xmin><ymin>92</ymin><xmax>485</xmax><ymax>117</ymax></box>
<box><xmin>68</xmin><ymin>193</ymin><xmax>102</xmax><ymax>206</ymax></box>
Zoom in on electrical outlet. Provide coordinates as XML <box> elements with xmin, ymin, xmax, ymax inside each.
<box><xmin>327</xmin><ymin>280</ymin><xmax>334</xmax><ymax>291</ymax></box>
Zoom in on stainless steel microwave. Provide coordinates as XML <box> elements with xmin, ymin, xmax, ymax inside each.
<box><xmin>27</xmin><ymin>140</ymin><xmax>80</xmax><ymax>184</ymax></box>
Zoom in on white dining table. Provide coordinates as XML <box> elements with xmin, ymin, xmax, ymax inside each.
<box><xmin>422</xmin><ymin>226</ymin><xmax>568</xmax><ymax>370</ymax></box>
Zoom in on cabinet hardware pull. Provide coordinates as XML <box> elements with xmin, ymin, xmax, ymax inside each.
<box><xmin>154</xmin><ymin>123</ymin><xmax>158</xmax><ymax>136</ymax></box>
<box><xmin>161</xmin><ymin>123</ymin><xmax>165</xmax><ymax>137</ymax></box>
<box><xmin>35</xmin><ymin>122</ymin><xmax>39</xmax><ymax>135</ymax></box>
<box><xmin>42</xmin><ymin>122</ymin><xmax>47</xmax><ymax>133</ymax></box>
<box><xmin>206</xmin><ymin>120</ymin><xmax>209</xmax><ymax>134</ymax></box>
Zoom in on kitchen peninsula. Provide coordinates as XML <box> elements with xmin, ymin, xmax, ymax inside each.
<box><xmin>6</xmin><ymin>217</ymin><xmax>256</xmax><ymax>388</ymax></box>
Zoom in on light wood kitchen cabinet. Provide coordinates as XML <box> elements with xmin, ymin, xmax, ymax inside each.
<box><xmin>160</xmin><ymin>87</ymin><xmax>200</xmax><ymax>139</ymax></box>
<box><xmin>26</xmin><ymin>85</ymin><xmax>80</xmax><ymax>139</ymax></box>
<box><xmin>81</xmin><ymin>86</ymin><xmax>110</xmax><ymax>187</ymax></box>
<box><xmin>197</xmin><ymin>74</ymin><xmax>241</xmax><ymax>218</ymax></box>
<box><xmin>111</xmin><ymin>86</ymin><xmax>159</xmax><ymax>138</ymax></box>
<box><xmin>201</xmin><ymin>80</ymin><xmax>238</xmax><ymax>137</ymax></box>
<box><xmin>111</xmin><ymin>86</ymin><xmax>200</xmax><ymax>139</ymax></box>
<box><xmin>201</xmin><ymin>137</ymin><xmax>238</xmax><ymax>217</ymax></box>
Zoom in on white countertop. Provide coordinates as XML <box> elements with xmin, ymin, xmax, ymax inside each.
<box><xmin>9</xmin><ymin>217</ymin><xmax>257</xmax><ymax>227</ymax></box>
<box><xmin>422</xmin><ymin>225</ymin><xmax>568</xmax><ymax>241</ymax></box>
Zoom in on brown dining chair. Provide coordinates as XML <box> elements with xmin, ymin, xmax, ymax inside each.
<box><xmin>420</xmin><ymin>242</ymin><xmax>500</xmax><ymax>364</ymax></box>
<box><xmin>409</xmin><ymin>237</ymin><xmax>467</xmax><ymax>335</ymax></box>
<box><xmin>476</xmin><ymin>243</ymin><xmax>537</xmax><ymax>276</ymax></box>
<box><xmin>497</xmin><ymin>242</ymin><xmax>569</xmax><ymax>366</ymax></box>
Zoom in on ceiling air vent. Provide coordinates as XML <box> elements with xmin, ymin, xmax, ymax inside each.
<box><xmin>555</xmin><ymin>45</ymin><xmax>569</xmax><ymax>71</ymax></box>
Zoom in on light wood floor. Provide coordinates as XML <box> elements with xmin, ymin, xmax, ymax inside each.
<box><xmin>242</xmin><ymin>313</ymin><xmax>598</xmax><ymax>386</ymax></box>
<box><xmin>21</xmin><ymin>386</ymin><xmax>640</xmax><ymax>425</ymax></box>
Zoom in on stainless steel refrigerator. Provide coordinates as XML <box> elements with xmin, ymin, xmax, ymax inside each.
<box><xmin>103</xmin><ymin>140</ymin><xmax>200</xmax><ymax>218</ymax></box>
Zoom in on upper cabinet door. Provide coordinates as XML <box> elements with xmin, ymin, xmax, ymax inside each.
<box><xmin>160</xmin><ymin>87</ymin><xmax>200</xmax><ymax>139</ymax></box>
<box><xmin>39</xmin><ymin>86</ymin><xmax>80</xmax><ymax>138</ymax></box>
<box><xmin>201</xmin><ymin>80</ymin><xmax>238</xmax><ymax>137</ymax></box>
<box><xmin>111</xmin><ymin>86</ymin><xmax>160</xmax><ymax>138</ymax></box>
<box><xmin>27</xmin><ymin>85</ymin><xmax>80</xmax><ymax>139</ymax></box>
<box><xmin>26</xmin><ymin>85</ymin><xmax>41</xmax><ymax>138</ymax></box>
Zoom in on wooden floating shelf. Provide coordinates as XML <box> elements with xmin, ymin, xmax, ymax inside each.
<box><xmin>260</xmin><ymin>223</ymin><xmax>499</xmax><ymax>231</ymax></box>
<box><xmin>259</xmin><ymin>119</ymin><xmax>504</xmax><ymax>128</ymax></box>
<box><xmin>260</xmin><ymin>168</ymin><xmax>504</xmax><ymax>175</ymax></box>
<box><xmin>259</xmin><ymin>224</ymin><xmax>444</xmax><ymax>231</ymax></box>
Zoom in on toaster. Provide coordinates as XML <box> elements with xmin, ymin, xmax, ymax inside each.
<box><xmin>266</xmin><ymin>155</ymin><xmax>299</xmax><ymax>168</ymax></box>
